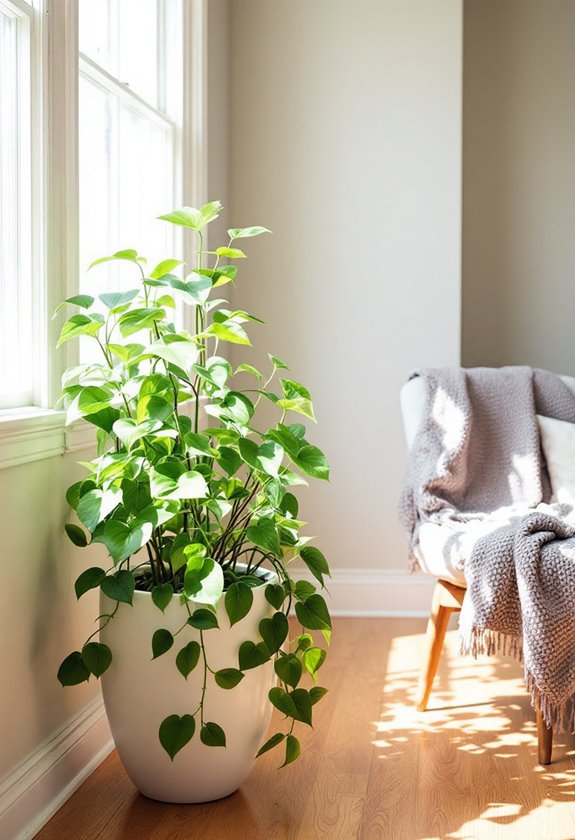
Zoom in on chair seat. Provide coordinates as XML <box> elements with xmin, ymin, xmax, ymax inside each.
<box><xmin>414</xmin><ymin>518</ymin><xmax>513</xmax><ymax>587</ymax></box>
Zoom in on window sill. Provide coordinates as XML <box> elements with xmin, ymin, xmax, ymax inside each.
<box><xmin>0</xmin><ymin>410</ymin><xmax>96</xmax><ymax>470</ymax></box>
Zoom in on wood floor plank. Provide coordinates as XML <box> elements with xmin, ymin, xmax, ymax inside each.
<box><xmin>34</xmin><ymin>617</ymin><xmax>575</xmax><ymax>840</ymax></box>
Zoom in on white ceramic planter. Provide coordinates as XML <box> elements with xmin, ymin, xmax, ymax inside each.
<box><xmin>100</xmin><ymin>570</ymin><xmax>277</xmax><ymax>803</ymax></box>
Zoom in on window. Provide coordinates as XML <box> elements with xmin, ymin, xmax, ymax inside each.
<box><xmin>0</xmin><ymin>0</ymin><xmax>206</xmax><ymax>467</ymax></box>
<box><xmin>0</xmin><ymin>0</ymin><xmax>35</xmax><ymax>408</ymax></box>
<box><xmin>78</xmin><ymin>0</ymin><xmax>183</xmax><ymax>300</ymax></box>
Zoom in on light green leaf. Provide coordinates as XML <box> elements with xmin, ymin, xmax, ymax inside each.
<box><xmin>144</xmin><ymin>339</ymin><xmax>199</xmax><ymax>370</ymax></box>
<box><xmin>277</xmin><ymin>397</ymin><xmax>316</xmax><ymax>422</ymax></box>
<box><xmin>176</xmin><ymin>470</ymin><xmax>209</xmax><ymax>500</ymax></box>
<box><xmin>214</xmin><ymin>246</ymin><xmax>246</xmax><ymax>259</ymax></box>
<box><xmin>89</xmin><ymin>249</ymin><xmax>140</xmax><ymax>269</ymax></box>
<box><xmin>268</xmin><ymin>353</ymin><xmax>289</xmax><ymax>370</ymax></box>
<box><xmin>54</xmin><ymin>294</ymin><xmax>95</xmax><ymax>315</ymax></box>
<box><xmin>118</xmin><ymin>307</ymin><xmax>165</xmax><ymax>337</ymax></box>
<box><xmin>150</xmin><ymin>258</ymin><xmax>183</xmax><ymax>279</ymax></box>
<box><xmin>77</xmin><ymin>487</ymin><xmax>121</xmax><ymax>532</ymax></box>
<box><xmin>99</xmin><ymin>289</ymin><xmax>139</xmax><ymax>310</ymax></box>
<box><xmin>57</xmin><ymin>313</ymin><xmax>105</xmax><ymax>347</ymax></box>
<box><xmin>183</xmin><ymin>558</ymin><xmax>224</xmax><ymax>606</ymax></box>
<box><xmin>302</xmin><ymin>647</ymin><xmax>326</xmax><ymax>681</ymax></box>
<box><xmin>205</xmin><ymin>322</ymin><xmax>251</xmax><ymax>346</ymax></box>
<box><xmin>228</xmin><ymin>226</ymin><xmax>271</xmax><ymax>240</ymax></box>
<box><xmin>65</xmin><ymin>385</ymin><xmax>114</xmax><ymax>425</ymax></box>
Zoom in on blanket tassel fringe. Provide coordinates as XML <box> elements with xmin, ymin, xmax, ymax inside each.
<box><xmin>460</xmin><ymin>626</ymin><xmax>575</xmax><ymax>733</ymax></box>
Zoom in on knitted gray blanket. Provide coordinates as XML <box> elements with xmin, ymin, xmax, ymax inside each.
<box><xmin>401</xmin><ymin>366</ymin><xmax>575</xmax><ymax>728</ymax></box>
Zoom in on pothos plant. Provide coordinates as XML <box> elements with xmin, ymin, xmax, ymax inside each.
<box><xmin>56</xmin><ymin>201</ymin><xmax>331</xmax><ymax>767</ymax></box>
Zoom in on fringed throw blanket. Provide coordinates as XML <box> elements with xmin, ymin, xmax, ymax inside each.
<box><xmin>400</xmin><ymin>366</ymin><xmax>575</xmax><ymax>729</ymax></box>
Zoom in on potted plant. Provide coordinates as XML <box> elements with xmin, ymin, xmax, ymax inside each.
<box><xmin>56</xmin><ymin>202</ymin><xmax>332</xmax><ymax>803</ymax></box>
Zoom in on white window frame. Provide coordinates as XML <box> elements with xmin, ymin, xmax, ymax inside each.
<box><xmin>0</xmin><ymin>0</ymin><xmax>208</xmax><ymax>469</ymax></box>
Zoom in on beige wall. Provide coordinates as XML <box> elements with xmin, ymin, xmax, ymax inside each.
<box><xmin>228</xmin><ymin>0</ymin><xmax>462</xmax><ymax>570</ymax></box>
<box><xmin>462</xmin><ymin>0</ymin><xmax>575</xmax><ymax>372</ymax></box>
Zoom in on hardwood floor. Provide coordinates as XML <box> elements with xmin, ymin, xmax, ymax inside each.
<box><xmin>35</xmin><ymin>617</ymin><xmax>575</xmax><ymax>840</ymax></box>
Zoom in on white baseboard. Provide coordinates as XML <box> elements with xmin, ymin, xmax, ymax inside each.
<box><xmin>296</xmin><ymin>567</ymin><xmax>435</xmax><ymax>617</ymax></box>
<box><xmin>0</xmin><ymin>695</ymin><xmax>113</xmax><ymax>840</ymax></box>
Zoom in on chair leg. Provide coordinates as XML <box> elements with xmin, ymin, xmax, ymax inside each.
<box><xmin>416</xmin><ymin>580</ymin><xmax>461</xmax><ymax>712</ymax></box>
<box><xmin>536</xmin><ymin>707</ymin><xmax>553</xmax><ymax>765</ymax></box>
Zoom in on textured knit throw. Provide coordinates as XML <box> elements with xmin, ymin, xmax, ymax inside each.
<box><xmin>400</xmin><ymin>366</ymin><xmax>575</xmax><ymax>729</ymax></box>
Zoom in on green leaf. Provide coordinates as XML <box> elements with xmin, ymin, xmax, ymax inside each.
<box><xmin>259</xmin><ymin>611</ymin><xmax>289</xmax><ymax>655</ymax></box>
<box><xmin>177</xmin><ymin>471</ymin><xmax>209</xmax><ymax>500</ymax></box>
<box><xmin>290</xmin><ymin>689</ymin><xmax>313</xmax><ymax>726</ymax></box>
<box><xmin>151</xmin><ymin>583</ymin><xmax>173</xmax><ymax>613</ymax></box>
<box><xmin>205</xmin><ymin>322</ymin><xmax>251</xmax><ymax>346</ymax></box>
<box><xmin>302</xmin><ymin>647</ymin><xmax>326</xmax><ymax>681</ymax></box>
<box><xmin>176</xmin><ymin>641</ymin><xmax>201</xmax><ymax>678</ymax></box>
<box><xmin>228</xmin><ymin>226</ymin><xmax>271</xmax><ymax>240</ymax></box>
<box><xmin>214</xmin><ymin>668</ymin><xmax>244</xmax><ymax>689</ymax></box>
<box><xmin>77</xmin><ymin>488</ymin><xmax>121</xmax><ymax>532</ymax></box>
<box><xmin>246</xmin><ymin>517</ymin><xmax>281</xmax><ymax>556</ymax></box>
<box><xmin>200</xmin><ymin>200</ymin><xmax>223</xmax><ymax>226</ymax></box>
<box><xmin>292</xmin><ymin>445</ymin><xmax>330</xmax><ymax>480</ymax></box>
<box><xmin>54</xmin><ymin>294</ymin><xmax>95</xmax><ymax>314</ymax></box>
<box><xmin>81</xmin><ymin>642</ymin><xmax>112</xmax><ymax>678</ymax></box>
<box><xmin>224</xmin><ymin>582</ymin><xmax>254</xmax><ymax>627</ymax></box>
<box><xmin>235</xmin><ymin>363</ymin><xmax>262</xmax><ymax>380</ymax></box>
<box><xmin>99</xmin><ymin>289</ymin><xmax>139</xmax><ymax>310</ymax></box>
<box><xmin>295</xmin><ymin>594</ymin><xmax>332</xmax><ymax>631</ymax></box>
<box><xmin>282</xmin><ymin>734</ymin><xmax>301</xmax><ymax>766</ymax></box>
<box><xmin>265</xmin><ymin>583</ymin><xmax>286</xmax><ymax>610</ymax></box>
<box><xmin>299</xmin><ymin>546</ymin><xmax>330</xmax><ymax>587</ymax></box>
<box><xmin>65</xmin><ymin>385</ymin><xmax>114</xmax><ymax>425</ymax></box>
<box><xmin>57</xmin><ymin>313</ymin><xmax>104</xmax><ymax>347</ymax></box>
<box><xmin>310</xmin><ymin>686</ymin><xmax>328</xmax><ymax>706</ymax></box>
<box><xmin>159</xmin><ymin>714</ymin><xmax>195</xmax><ymax>760</ymax></box>
<box><xmin>159</xmin><ymin>202</ymin><xmax>221</xmax><ymax>231</ymax></box>
<box><xmin>118</xmin><ymin>307</ymin><xmax>165</xmax><ymax>337</ymax></box>
<box><xmin>152</xmin><ymin>628</ymin><xmax>174</xmax><ymax>659</ymax></box>
<box><xmin>256</xmin><ymin>441</ymin><xmax>284</xmax><ymax>477</ymax></box>
<box><xmin>294</xmin><ymin>580</ymin><xmax>316</xmax><ymax>601</ymax></box>
<box><xmin>238</xmin><ymin>640</ymin><xmax>270</xmax><ymax>670</ymax></box>
<box><xmin>185</xmin><ymin>432</ymin><xmax>217</xmax><ymax>457</ymax></box>
<box><xmin>65</xmin><ymin>523</ymin><xmax>88</xmax><ymax>547</ymax></box>
<box><xmin>100</xmin><ymin>570</ymin><xmax>135</xmax><ymax>605</ymax></box>
<box><xmin>145</xmin><ymin>338</ymin><xmax>200</xmax><ymax>371</ymax></box>
<box><xmin>216</xmin><ymin>446</ymin><xmax>242</xmax><ymax>476</ymax></box>
<box><xmin>268</xmin><ymin>353</ymin><xmax>289</xmax><ymax>370</ymax></box>
<box><xmin>187</xmin><ymin>608</ymin><xmax>219</xmax><ymax>630</ymax></box>
<box><xmin>150</xmin><ymin>258</ymin><xmax>183</xmax><ymax>279</ymax></box>
<box><xmin>275</xmin><ymin>654</ymin><xmax>302</xmax><ymax>689</ymax></box>
<box><xmin>200</xmin><ymin>721</ymin><xmax>226</xmax><ymax>747</ymax></box>
<box><xmin>268</xmin><ymin>686</ymin><xmax>298</xmax><ymax>718</ymax></box>
<box><xmin>89</xmin><ymin>249</ymin><xmax>140</xmax><ymax>269</ymax></box>
<box><xmin>58</xmin><ymin>651</ymin><xmax>90</xmax><ymax>686</ymax></box>
<box><xmin>121</xmin><ymin>479</ymin><xmax>153</xmax><ymax>516</ymax></box>
<box><xmin>91</xmin><ymin>519</ymin><xmax>152</xmax><ymax>563</ymax></box>
<box><xmin>183</xmin><ymin>558</ymin><xmax>224</xmax><ymax>606</ymax></box>
<box><xmin>277</xmin><ymin>397</ymin><xmax>316</xmax><ymax>422</ymax></box>
<box><xmin>280</xmin><ymin>378</ymin><xmax>311</xmax><ymax>401</ymax></box>
<box><xmin>74</xmin><ymin>566</ymin><xmax>106</xmax><ymax>599</ymax></box>
<box><xmin>256</xmin><ymin>732</ymin><xmax>285</xmax><ymax>758</ymax></box>
<box><xmin>214</xmin><ymin>246</ymin><xmax>246</xmax><ymax>259</ymax></box>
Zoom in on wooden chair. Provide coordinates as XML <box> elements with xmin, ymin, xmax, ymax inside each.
<box><xmin>417</xmin><ymin>578</ymin><xmax>553</xmax><ymax>765</ymax></box>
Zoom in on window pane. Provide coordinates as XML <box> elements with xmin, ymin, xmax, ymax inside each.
<box><xmin>0</xmin><ymin>7</ymin><xmax>33</xmax><ymax>408</ymax></box>
<box><xmin>79</xmin><ymin>0</ymin><xmax>160</xmax><ymax>108</ymax></box>
<box><xmin>118</xmin><ymin>0</ymin><xmax>159</xmax><ymax>105</ymax></box>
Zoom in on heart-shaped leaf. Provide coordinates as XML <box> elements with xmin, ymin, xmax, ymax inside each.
<box><xmin>176</xmin><ymin>641</ymin><xmax>201</xmax><ymax>678</ymax></box>
<box><xmin>159</xmin><ymin>714</ymin><xmax>195</xmax><ymax>760</ymax></box>
<box><xmin>74</xmin><ymin>566</ymin><xmax>106</xmax><ymax>599</ymax></box>
<box><xmin>200</xmin><ymin>721</ymin><xmax>226</xmax><ymax>747</ymax></box>
<box><xmin>214</xmin><ymin>668</ymin><xmax>244</xmax><ymax>689</ymax></box>
<box><xmin>259</xmin><ymin>611</ymin><xmax>289</xmax><ymax>655</ymax></box>
<box><xmin>152</xmin><ymin>628</ymin><xmax>174</xmax><ymax>659</ymax></box>
<box><xmin>151</xmin><ymin>583</ymin><xmax>173</xmax><ymax>612</ymax></box>
<box><xmin>57</xmin><ymin>651</ymin><xmax>90</xmax><ymax>686</ymax></box>
<box><xmin>100</xmin><ymin>570</ymin><xmax>135</xmax><ymax>605</ymax></box>
<box><xmin>81</xmin><ymin>642</ymin><xmax>112</xmax><ymax>677</ymax></box>
<box><xmin>224</xmin><ymin>581</ymin><xmax>253</xmax><ymax>626</ymax></box>
<box><xmin>238</xmin><ymin>640</ymin><xmax>270</xmax><ymax>670</ymax></box>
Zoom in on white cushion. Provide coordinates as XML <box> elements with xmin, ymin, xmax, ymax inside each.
<box><xmin>537</xmin><ymin>414</ymin><xmax>575</xmax><ymax>505</ymax></box>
